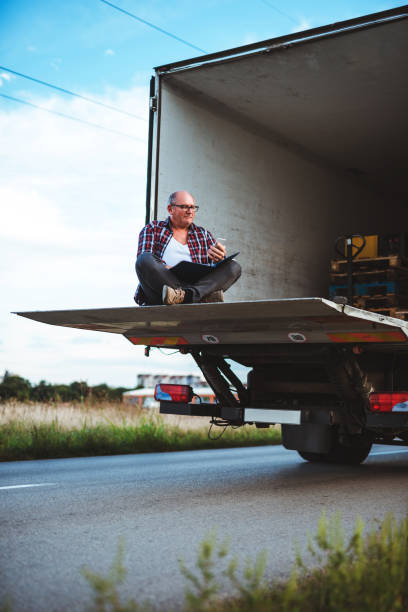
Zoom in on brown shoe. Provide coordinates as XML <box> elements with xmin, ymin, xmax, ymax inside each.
<box><xmin>162</xmin><ymin>285</ymin><xmax>186</xmax><ymax>305</ymax></box>
<box><xmin>201</xmin><ymin>290</ymin><xmax>224</xmax><ymax>303</ymax></box>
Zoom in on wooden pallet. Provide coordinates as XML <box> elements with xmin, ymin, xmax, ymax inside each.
<box><xmin>330</xmin><ymin>268</ymin><xmax>408</xmax><ymax>284</ymax></box>
<box><xmin>330</xmin><ymin>255</ymin><xmax>408</xmax><ymax>274</ymax></box>
<box><xmin>353</xmin><ymin>294</ymin><xmax>408</xmax><ymax>310</ymax></box>
<box><xmin>394</xmin><ymin>309</ymin><xmax>408</xmax><ymax>321</ymax></box>
<box><xmin>329</xmin><ymin>280</ymin><xmax>408</xmax><ymax>299</ymax></box>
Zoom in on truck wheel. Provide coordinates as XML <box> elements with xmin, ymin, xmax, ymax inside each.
<box><xmin>298</xmin><ymin>437</ymin><xmax>372</xmax><ymax>465</ymax></box>
<box><xmin>297</xmin><ymin>451</ymin><xmax>326</xmax><ymax>463</ymax></box>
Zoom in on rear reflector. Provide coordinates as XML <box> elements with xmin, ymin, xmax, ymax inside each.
<box><xmin>154</xmin><ymin>384</ymin><xmax>193</xmax><ymax>403</ymax></box>
<box><xmin>369</xmin><ymin>392</ymin><xmax>408</xmax><ymax>412</ymax></box>
<box><xmin>328</xmin><ymin>330</ymin><xmax>407</xmax><ymax>343</ymax></box>
<box><xmin>128</xmin><ymin>336</ymin><xmax>188</xmax><ymax>346</ymax></box>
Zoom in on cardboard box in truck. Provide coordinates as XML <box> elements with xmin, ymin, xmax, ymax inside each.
<box><xmin>16</xmin><ymin>6</ymin><xmax>408</xmax><ymax>464</ymax></box>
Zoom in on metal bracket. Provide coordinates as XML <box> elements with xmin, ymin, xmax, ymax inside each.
<box><xmin>220</xmin><ymin>406</ymin><xmax>243</xmax><ymax>422</ymax></box>
<box><xmin>150</xmin><ymin>96</ymin><xmax>158</xmax><ymax>112</ymax></box>
<box><xmin>160</xmin><ymin>401</ymin><xmax>220</xmax><ymax>417</ymax></box>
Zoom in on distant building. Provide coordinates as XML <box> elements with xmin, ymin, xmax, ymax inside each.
<box><xmin>136</xmin><ymin>373</ymin><xmax>206</xmax><ymax>388</ymax></box>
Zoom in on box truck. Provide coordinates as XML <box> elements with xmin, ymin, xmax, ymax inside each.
<box><xmin>18</xmin><ymin>6</ymin><xmax>408</xmax><ymax>464</ymax></box>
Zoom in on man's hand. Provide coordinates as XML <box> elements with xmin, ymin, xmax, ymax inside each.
<box><xmin>208</xmin><ymin>241</ymin><xmax>226</xmax><ymax>263</ymax></box>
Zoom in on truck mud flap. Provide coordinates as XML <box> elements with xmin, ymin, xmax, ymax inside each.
<box><xmin>282</xmin><ymin>423</ymin><xmax>333</xmax><ymax>454</ymax></box>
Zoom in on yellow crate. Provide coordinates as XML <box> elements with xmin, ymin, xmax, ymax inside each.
<box><xmin>341</xmin><ymin>235</ymin><xmax>378</xmax><ymax>260</ymax></box>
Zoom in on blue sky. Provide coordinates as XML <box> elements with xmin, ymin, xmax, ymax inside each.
<box><xmin>0</xmin><ymin>0</ymin><xmax>405</xmax><ymax>387</ymax></box>
<box><xmin>1</xmin><ymin>0</ymin><xmax>402</xmax><ymax>95</ymax></box>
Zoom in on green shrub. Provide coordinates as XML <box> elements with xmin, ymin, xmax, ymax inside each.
<box><xmin>82</xmin><ymin>540</ymin><xmax>144</xmax><ymax>612</ymax></box>
<box><xmin>0</xmin><ymin>371</ymin><xmax>130</xmax><ymax>403</ymax></box>
<box><xmin>0</xmin><ymin>372</ymin><xmax>31</xmax><ymax>402</ymax></box>
<box><xmin>81</xmin><ymin>510</ymin><xmax>408</xmax><ymax>612</ymax></box>
<box><xmin>179</xmin><ymin>532</ymin><xmax>268</xmax><ymax>612</ymax></box>
<box><xmin>278</xmin><ymin>510</ymin><xmax>408</xmax><ymax>612</ymax></box>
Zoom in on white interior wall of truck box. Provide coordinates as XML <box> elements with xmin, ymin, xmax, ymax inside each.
<box><xmin>153</xmin><ymin>17</ymin><xmax>408</xmax><ymax>301</ymax></box>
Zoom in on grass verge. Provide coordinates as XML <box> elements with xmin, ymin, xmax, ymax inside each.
<box><xmin>182</xmin><ymin>510</ymin><xmax>408</xmax><ymax>611</ymax></box>
<box><xmin>0</xmin><ymin>417</ymin><xmax>281</xmax><ymax>461</ymax></box>
<box><xmin>81</xmin><ymin>510</ymin><xmax>408</xmax><ymax>611</ymax></box>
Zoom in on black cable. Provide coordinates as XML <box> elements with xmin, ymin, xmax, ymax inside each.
<box><xmin>258</xmin><ymin>0</ymin><xmax>299</xmax><ymax>25</ymax></box>
<box><xmin>0</xmin><ymin>65</ymin><xmax>147</xmax><ymax>121</ymax></box>
<box><xmin>100</xmin><ymin>0</ymin><xmax>207</xmax><ymax>54</ymax></box>
<box><xmin>208</xmin><ymin>417</ymin><xmax>244</xmax><ymax>439</ymax></box>
<box><xmin>208</xmin><ymin>421</ymin><xmax>228</xmax><ymax>440</ymax></box>
<box><xmin>0</xmin><ymin>93</ymin><xmax>145</xmax><ymax>142</ymax></box>
<box><xmin>157</xmin><ymin>348</ymin><xmax>180</xmax><ymax>355</ymax></box>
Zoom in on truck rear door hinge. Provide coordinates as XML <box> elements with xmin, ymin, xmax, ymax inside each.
<box><xmin>150</xmin><ymin>96</ymin><xmax>158</xmax><ymax>112</ymax></box>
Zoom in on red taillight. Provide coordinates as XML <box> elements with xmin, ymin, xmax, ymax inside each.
<box><xmin>154</xmin><ymin>384</ymin><xmax>193</xmax><ymax>403</ymax></box>
<box><xmin>369</xmin><ymin>392</ymin><xmax>408</xmax><ymax>412</ymax></box>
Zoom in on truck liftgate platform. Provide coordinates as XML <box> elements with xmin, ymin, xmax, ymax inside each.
<box><xmin>15</xmin><ymin>298</ymin><xmax>408</xmax><ymax>346</ymax></box>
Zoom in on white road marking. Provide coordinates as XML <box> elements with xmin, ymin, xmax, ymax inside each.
<box><xmin>0</xmin><ymin>483</ymin><xmax>57</xmax><ymax>491</ymax></box>
<box><xmin>371</xmin><ymin>449</ymin><xmax>408</xmax><ymax>457</ymax></box>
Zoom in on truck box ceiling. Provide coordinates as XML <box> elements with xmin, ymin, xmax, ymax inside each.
<box><xmin>160</xmin><ymin>17</ymin><xmax>408</xmax><ymax>199</ymax></box>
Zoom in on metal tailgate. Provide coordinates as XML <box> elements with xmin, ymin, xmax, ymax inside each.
<box><xmin>15</xmin><ymin>298</ymin><xmax>408</xmax><ymax>346</ymax></box>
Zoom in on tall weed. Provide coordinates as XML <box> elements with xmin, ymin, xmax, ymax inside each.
<box><xmin>82</xmin><ymin>540</ymin><xmax>144</xmax><ymax>612</ymax></box>
<box><xmin>280</xmin><ymin>510</ymin><xmax>408</xmax><ymax>612</ymax></box>
<box><xmin>81</xmin><ymin>510</ymin><xmax>408</xmax><ymax>612</ymax></box>
<box><xmin>179</xmin><ymin>532</ymin><xmax>231</xmax><ymax>611</ymax></box>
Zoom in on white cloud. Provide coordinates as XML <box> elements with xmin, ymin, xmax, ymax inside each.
<box><xmin>0</xmin><ymin>72</ymin><xmax>12</xmax><ymax>87</ymax></box>
<box><xmin>0</xmin><ymin>85</ymin><xmax>203</xmax><ymax>386</ymax></box>
<box><xmin>0</xmin><ymin>185</ymin><xmax>83</xmax><ymax>247</ymax></box>
<box><xmin>292</xmin><ymin>18</ymin><xmax>311</xmax><ymax>33</ymax></box>
<box><xmin>26</xmin><ymin>45</ymin><xmax>37</xmax><ymax>53</ymax></box>
<box><xmin>50</xmin><ymin>58</ymin><xmax>62</xmax><ymax>71</ymax></box>
<box><xmin>1</xmin><ymin>316</ymin><xmax>196</xmax><ymax>386</ymax></box>
<box><xmin>240</xmin><ymin>33</ymin><xmax>259</xmax><ymax>46</ymax></box>
<box><xmin>105</xmin><ymin>48</ymin><xmax>115</xmax><ymax>56</ymax></box>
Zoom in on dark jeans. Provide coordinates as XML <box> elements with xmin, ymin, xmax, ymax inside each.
<box><xmin>135</xmin><ymin>252</ymin><xmax>241</xmax><ymax>305</ymax></box>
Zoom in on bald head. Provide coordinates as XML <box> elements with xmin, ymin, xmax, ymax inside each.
<box><xmin>167</xmin><ymin>190</ymin><xmax>194</xmax><ymax>207</ymax></box>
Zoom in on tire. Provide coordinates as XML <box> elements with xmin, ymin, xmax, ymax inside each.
<box><xmin>298</xmin><ymin>451</ymin><xmax>327</xmax><ymax>463</ymax></box>
<box><xmin>298</xmin><ymin>437</ymin><xmax>372</xmax><ymax>465</ymax></box>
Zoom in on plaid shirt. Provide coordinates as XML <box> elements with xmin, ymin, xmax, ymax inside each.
<box><xmin>135</xmin><ymin>217</ymin><xmax>216</xmax><ymax>305</ymax></box>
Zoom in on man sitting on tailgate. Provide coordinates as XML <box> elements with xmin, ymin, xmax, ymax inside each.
<box><xmin>134</xmin><ymin>190</ymin><xmax>241</xmax><ymax>305</ymax></box>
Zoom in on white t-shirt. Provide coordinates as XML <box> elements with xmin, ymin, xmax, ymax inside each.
<box><xmin>162</xmin><ymin>237</ymin><xmax>192</xmax><ymax>267</ymax></box>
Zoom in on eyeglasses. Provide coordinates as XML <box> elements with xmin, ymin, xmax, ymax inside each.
<box><xmin>171</xmin><ymin>204</ymin><xmax>199</xmax><ymax>211</ymax></box>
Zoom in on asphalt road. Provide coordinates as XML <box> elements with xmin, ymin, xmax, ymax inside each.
<box><xmin>1</xmin><ymin>444</ymin><xmax>408</xmax><ymax>611</ymax></box>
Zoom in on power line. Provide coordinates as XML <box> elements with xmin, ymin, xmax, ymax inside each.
<box><xmin>258</xmin><ymin>0</ymin><xmax>299</xmax><ymax>25</ymax></box>
<box><xmin>100</xmin><ymin>0</ymin><xmax>207</xmax><ymax>54</ymax></box>
<box><xmin>0</xmin><ymin>65</ymin><xmax>147</xmax><ymax>121</ymax></box>
<box><xmin>0</xmin><ymin>93</ymin><xmax>146</xmax><ymax>142</ymax></box>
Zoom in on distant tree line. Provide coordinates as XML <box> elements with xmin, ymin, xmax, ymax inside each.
<box><xmin>0</xmin><ymin>371</ymin><xmax>131</xmax><ymax>403</ymax></box>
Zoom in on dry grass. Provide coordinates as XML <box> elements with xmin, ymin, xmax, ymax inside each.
<box><xmin>0</xmin><ymin>400</ymin><xmax>211</xmax><ymax>432</ymax></box>
<box><xmin>0</xmin><ymin>401</ymin><xmax>281</xmax><ymax>461</ymax></box>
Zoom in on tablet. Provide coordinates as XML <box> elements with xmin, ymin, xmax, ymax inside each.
<box><xmin>170</xmin><ymin>252</ymin><xmax>240</xmax><ymax>283</ymax></box>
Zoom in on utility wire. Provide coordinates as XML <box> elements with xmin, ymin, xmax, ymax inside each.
<box><xmin>100</xmin><ymin>0</ymin><xmax>207</xmax><ymax>54</ymax></box>
<box><xmin>258</xmin><ymin>0</ymin><xmax>299</xmax><ymax>25</ymax></box>
<box><xmin>0</xmin><ymin>93</ymin><xmax>146</xmax><ymax>142</ymax></box>
<box><xmin>0</xmin><ymin>65</ymin><xmax>147</xmax><ymax>121</ymax></box>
